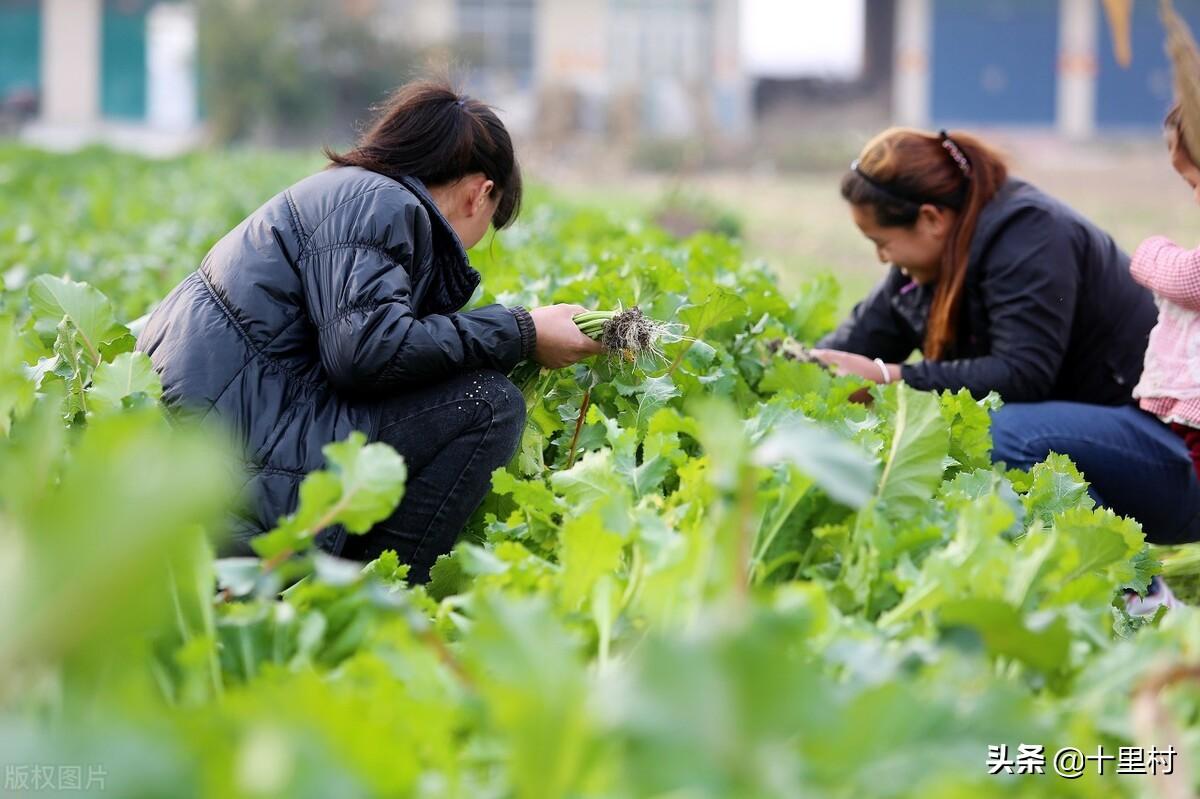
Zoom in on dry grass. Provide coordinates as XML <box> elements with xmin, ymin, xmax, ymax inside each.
<box><xmin>536</xmin><ymin>132</ymin><xmax>1200</xmax><ymax>314</ymax></box>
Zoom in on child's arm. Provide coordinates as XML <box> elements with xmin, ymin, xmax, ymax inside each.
<box><xmin>1130</xmin><ymin>236</ymin><xmax>1200</xmax><ymax>311</ymax></box>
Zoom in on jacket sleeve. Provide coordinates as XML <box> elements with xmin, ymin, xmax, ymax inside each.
<box><xmin>1130</xmin><ymin>235</ymin><xmax>1200</xmax><ymax>311</ymax></box>
<box><xmin>816</xmin><ymin>269</ymin><xmax>920</xmax><ymax>363</ymax></box>
<box><xmin>901</xmin><ymin>210</ymin><xmax>1077</xmax><ymax>402</ymax></box>
<box><xmin>302</xmin><ymin>241</ymin><xmax>536</xmax><ymax>397</ymax></box>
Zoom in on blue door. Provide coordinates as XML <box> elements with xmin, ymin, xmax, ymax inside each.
<box><xmin>931</xmin><ymin>0</ymin><xmax>1059</xmax><ymax>126</ymax></box>
<box><xmin>0</xmin><ymin>0</ymin><xmax>40</xmax><ymax>100</ymax></box>
<box><xmin>101</xmin><ymin>0</ymin><xmax>149</xmax><ymax>120</ymax></box>
<box><xmin>1097</xmin><ymin>0</ymin><xmax>1200</xmax><ymax>129</ymax></box>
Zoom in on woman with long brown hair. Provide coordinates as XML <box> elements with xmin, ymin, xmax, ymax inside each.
<box><xmin>813</xmin><ymin>127</ymin><xmax>1200</xmax><ymax>551</ymax></box>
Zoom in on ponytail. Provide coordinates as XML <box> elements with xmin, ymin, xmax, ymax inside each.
<box><xmin>325</xmin><ymin>79</ymin><xmax>523</xmax><ymax>229</ymax></box>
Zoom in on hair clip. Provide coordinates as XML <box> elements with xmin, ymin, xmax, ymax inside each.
<box><xmin>939</xmin><ymin>130</ymin><xmax>972</xmax><ymax>178</ymax></box>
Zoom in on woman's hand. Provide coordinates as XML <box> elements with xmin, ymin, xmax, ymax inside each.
<box><xmin>811</xmin><ymin>350</ymin><xmax>871</xmax><ymax>377</ymax></box>
<box><xmin>809</xmin><ymin>349</ymin><xmax>901</xmax><ymax>404</ymax></box>
<box><xmin>529</xmin><ymin>304</ymin><xmax>604</xmax><ymax>368</ymax></box>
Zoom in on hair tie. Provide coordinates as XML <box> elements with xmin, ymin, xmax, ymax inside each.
<box><xmin>939</xmin><ymin>130</ymin><xmax>972</xmax><ymax>178</ymax></box>
<box><xmin>456</xmin><ymin>97</ymin><xmax>468</xmax><ymax>108</ymax></box>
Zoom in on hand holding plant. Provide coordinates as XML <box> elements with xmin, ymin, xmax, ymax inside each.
<box><xmin>529</xmin><ymin>304</ymin><xmax>603</xmax><ymax>368</ymax></box>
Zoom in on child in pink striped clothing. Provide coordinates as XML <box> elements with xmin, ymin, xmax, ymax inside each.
<box><xmin>1132</xmin><ymin>103</ymin><xmax>1200</xmax><ymax>480</ymax></box>
<box><xmin>1126</xmin><ymin>103</ymin><xmax>1200</xmax><ymax>613</ymax></box>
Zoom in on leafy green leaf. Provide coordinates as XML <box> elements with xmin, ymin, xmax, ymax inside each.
<box><xmin>558</xmin><ymin>512</ymin><xmax>625</xmax><ymax>609</ymax></box>
<box><xmin>1020</xmin><ymin>453</ymin><xmax>1094</xmax><ymax>527</ymax></box>
<box><xmin>89</xmin><ymin>351</ymin><xmax>163</xmax><ymax>416</ymax></box>
<box><xmin>50</xmin><ymin>317</ymin><xmax>91</xmax><ymax>422</ymax></box>
<box><xmin>875</xmin><ymin>384</ymin><xmax>950</xmax><ymax>518</ymax></box>
<box><xmin>550</xmin><ymin>448</ymin><xmax>629</xmax><ymax>509</ymax></box>
<box><xmin>938</xmin><ymin>598</ymin><xmax>1070</xmax><ymax>676</ymax></box>
<box><xmin>939</xmin><ymin>389</ymin><xmax>1000</xmax><ymax>472</ymax></box>
<box><xmin>754</xmin><ymin>418</ymin><xmax>878</xmax><ymax>509</ymax></box>
<box><xmin>614</xmin><ymin>373</ymin><xmax>680</xmax><ymax>433</ymax></box>
<box><xmin>675</xmin><ymin>289</ymin><xmax>750</xmax><ymax>342</ymax></box>
<box><xmin>0</xmin><ymin>318</ymin><xmax>36</xmax><ymax>435</ymax></box>
<box><xmin>252</xmin><ymin>432</ymin><xmax>406</xmax><ymax>558</ymax></box>
<box><xmin>362</xmin><ymin>549</ymin><xmax>410</xmax><ymax>587</ymax></box>
<box><xmin>426</xmin><ymin>550</ymin><xmax>470</xmax><ymax>600</ymax></box>
<box><xmin>28</xmin><ymin>275</ymin><xmax>125</xmax><ymax>366</ymax></box>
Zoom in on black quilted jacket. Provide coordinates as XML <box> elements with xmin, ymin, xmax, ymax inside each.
<box><xmin>819</xmin><ymin>179</ymin><xmax>1157</xmax><ymax>405</ymax></box>
<box><xmin>137</xmin><ymin>166</ymin><xmax>537</xmax><ymax>552</ymax></box>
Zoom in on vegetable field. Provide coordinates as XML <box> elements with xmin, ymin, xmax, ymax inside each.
<box><xmin>2</xmin><ymin>144</ymin><xmax>1199</xmax><ymax>798</ymax></box>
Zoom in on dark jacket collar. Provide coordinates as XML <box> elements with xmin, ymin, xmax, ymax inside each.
<box><xmin>396</xmin><ymin>174</ymin><xmax>482</xmax><ymax>315</ymax></box>
<box><xmin>890</xmin><ymin>275</ymin><xmax>933</xmax><ymax>343</ymax></box>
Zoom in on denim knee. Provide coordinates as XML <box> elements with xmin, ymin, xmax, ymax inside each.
<box><xmin>465</xmin><ymin>369</ymin><xmax>526</xmax><ymax>458</ymax></box>
<box><xmin>989</xmin><ymin>404</ymin><xmax>1043</xmax><ymax>469</ymax></box>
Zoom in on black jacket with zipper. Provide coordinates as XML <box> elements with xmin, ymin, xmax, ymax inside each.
<box><xmin>818</xmin><ymin>178</ymin><xmax>1157</xmax><ymax>405</ymax></box>
<box><xmin>137</xmin><ymin>166</ymin><xmax>537</xmax><ymax>553</ymax></box>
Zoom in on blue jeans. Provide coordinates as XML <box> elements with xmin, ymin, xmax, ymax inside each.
<box><xmin>335</xmin><ymin>368</ymin><xmax>526</xmax><ymax>582</ymax></box>
<box><xmin>991</xmin><ymin>402</ymin><xmax>1200</xmax><ymax>544</ymax></box>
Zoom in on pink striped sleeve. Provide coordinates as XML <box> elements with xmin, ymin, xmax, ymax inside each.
<box><xmin>1131</xmin><ymin>235</ymin><xmax>1200</xmax><ymax>311</ymax></box>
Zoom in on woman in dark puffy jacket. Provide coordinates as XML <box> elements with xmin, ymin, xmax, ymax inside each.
<box><xmin>137</xmin><ymin>81</ymin><xmax>600</xmax><ymax>582</ymax></box>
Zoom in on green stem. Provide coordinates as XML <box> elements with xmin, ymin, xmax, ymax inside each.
<box><xmin>149</xmin><ymin>659</ymin><xmax>177</xmax><ymax>706</ymax></box>
<box><xmin>566</xmin><ymin>387</ymin><xmax>591</xmax><ymax>468</ymax></box>
<box><xmin>732</xmin><ymin>468</ymin><xmax>756</xmax><ymax>603</ymax></box>
<box><xmin>666</xmin><ymin>342</ymin><xmax>692</xmax><ymax>377</ymax></box>
<box><xmin>238</xmin><ymin>625</ymin><xmax>257</xmax><ymax>681</ymax></box>
<box><xmin>758</xmin><ymin>552</ymin><xmax>806</xmax><ymax>583</ymax></box>
<box><xmin>574</xmin><ymin>311</ymin><xmax>614</xmax><ymax>342</ymax></box>
<box><xmin>259</xmin><ymin>491</ymin><xmax>354</xmax><ymax>573</ymax></box>
<box><xmin>573</xmin><ymin>311</ymin><xmax>613</xmax><ymax>324</ymax></box>
<box><xmin>167</xmin><ymin>560</ymin><xmax>192</xmax><ymax>643</ymax></box>
<box><xmin>749</xmin><ymin>487</ymin><xmax>809</xmax><ymax>581</ymax></box>
<box><xmin>877</xmin><ymin>582</ymin><xmax>943</xmax><ymax>628</ymax></box>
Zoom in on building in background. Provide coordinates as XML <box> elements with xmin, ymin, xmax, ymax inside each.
<box><xmin>745</xmin><ymin>0</ymin><xmax>1197</xmax><ymax>142</ymax></box>
<box><xmin>892</xmin><ymin>0</ymin><xmax>1200</xmax><ymax>138</ymax></box>
<box><xmin>1</xmin><ymin>0</ymin><xmax>201</xmax><ymax>153</ymax></box>
<box><xmin>747</xmin><ymin>0</ymin><xmax>892</xmax><ymax>132</ymax></box>
<box><xmin>536</xmin><ymin>0</ymin><xmax>748</xmax><ymax>140</ymax></box>
<box><xmin>0</xmin><ymin>0</ymin><xmax>746</xmax><ymax>152</ymax></box>
<box><xmin>370</xmin><ymin>0</ymin><xmax>749</xmax><ymax>142</ymax></box>
<box><xmin>3</xmin><ymin>0</ymin><xmax>1196</xmax><ymax>154</ymax></box>
<box><xmin>0</xmin><ymin>0</ymin><xmax>40</xmax><ymax>128</ymax></box>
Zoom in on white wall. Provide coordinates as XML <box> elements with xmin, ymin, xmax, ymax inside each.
<box><xmin>1056</xmin><ymin>0</ymin><xmax>1097</xmax><ymax>139</ymax></box>
<box><xmin>147</xmin><ymin>2</ymin><xmax>199</xmax><ymax>131</ymax></box>
<box><xmin>892</xmin><ymin>0</ymin><xmax>931</xmax><ymax>127</ymax></box>
<box><xmin>40</xmin><ymin>0</ymin><xmax>102</xmax><ymax>124</ymax></box>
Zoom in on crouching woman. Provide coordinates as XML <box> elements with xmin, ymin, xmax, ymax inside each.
<box><xmin>137</xmin><ymin>81</ymin><xmax>600</xmax><ymax>582</ymax></box>
<box><xmin>812</xmin><ymin>127</ymin><xmax>1200</xmax><ymax>545</ymax></box>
